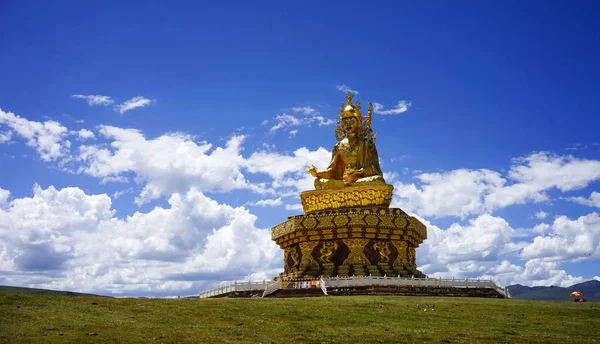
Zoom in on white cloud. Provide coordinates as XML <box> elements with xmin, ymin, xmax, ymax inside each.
<box><xmin>111</xmin><ymin>188</ymin><xmax>134</xmax><ymax>199</ymax></box>
<box><xmin>71</xmin><ymin>94</ymin><xmax>114</xmax><ymax>106</ymax></box>
<box><xmin>260</xmin><ymin>120</ymin><xmax>268</xmax><ymax>125</ymax></box>
<box><xmin>246</xmin><ymin>146</ymin><xmax>331</xmax><ymax>194</ymax></box>
<box><xmin>0</xmin><ymin>108</ymin><xmax>326</xmax><ymax>204</ymax></box>
<box><xmin>314</xmin><ymin>116</ymin><xmax>336</xmax><ymax>126</ymax></box>
<box><xmin>336</xmin><ymin>84</ymin><xmax>359</xmax><ymax>94</ymax></box>
<box><xmin>565</xmin><ymin>191</ymin><xmax>600</xmax><ymax>208</ymax></box>
<box><xmin>480</xmin><ymin>259</ymin><xmax>584</xmax><ymax>288</ymax></box>
<box><xmin>390</xmin><ymin>154</ymin><xmax>411</xmax><ymax>162</ymax></box>
<box><xmin>114</xmin><ymin>96</ymin><xmax>154</xmax><ymax>115</ymax></box>
<box><xmin>0</xmin><ymin>131</ymin><xmax>12</xmax><ymax>143</ymax></box>
<box><xmin>0</xmin><ymin>184</ymin><xmax>115</xmax><ymax>274</ymax></box>
<box><xmin>0</xmin><ymin>185</ymin><xmax>280</xmax><ymax>296</ymax></box>
<box><xmin>565</xmin><ymin>142</ymin><xmax>598</xmax><ymax>152</ymax></box>
<box><xmin>269</xmin><ymin>106</ymin><xmax>335</xmax><ymax>133</ymax></box>
<box><xmin>532</xmin><ymin>223</ymin><xmax>551</xmax><ymax>235</ymax></box>
<box><xmin>77</xmin><ymin>127</ymin><xmax>260</xmax><ymax>204</ymax></box>
<box><xmin>247</xmin><ymin>198</ymin><xmax>283</xmax><ymax>207</ymax></box>
<box><xmin>285</xmin><ymin>203</ymin><xmax>303</xmax><ymax>211</ymax></box>
<box><xmin>484</xmin><ymin>152</ymin><xmax>600</xmax><ymax>210</ymax></box>
<box><xmin>0</xmin><ymin>188</ymin><xmax>9</xmax><ymax>207</ymax></box>
<box><xmin>73</xmin><ymin>128</ymin><xmax>95</xmax><ymax>140</ymax></box>
<box><xmin>383</xmin><ymin>171</ymin><xmax>399</xmax><ymax>183</ymax></box>
<box><xmin>289</xmin><ymin>129</ymin><xmax>298</xmax><ymax>137</ymax></box>
<box><xmin>270</xmin><ymin>114</ymin><xmax>302</xmax><ymax>132</ymax></box>
<box><xmin>291</xmin><ymin>107</ymin><xmax>316</xmax><ymax>115</ymax></box>
<box><xmin>521</xmin><ymin>212</ymin><xmax>600</xmax><ymax>262</ymax></box>
<box><xmin>417</xmin><ymin>214</ymin><xmax>514</xmax><ymax>270</ymax></box>
<box><xmin>372</xmin><ymin>101</ymin><xmax>412</xmax><ymax>115</ymax></box>
<box><xmin>0</xmin><ymin>109</ymin><xmax>70</xmax><ymax>161</ymax></box>
<box><xmin>415</xmin><ymin>213</ymin><xmax>591</xmax><ymax>288</ymax></box>
<box><xmin>393</xmin><ymin>152</ymin><xmax>600</xmax><ymax>218</ymax></box>
<box><xmin>392</xmin><ymin>169</ymin><xmax>505</xmax><ymax>218</ymax></box>
<box><xmin>509</xmin><ymin>152</ymin><xmax>600</xmax><ymax>192</ymax></box>
<box><xmin>101</xmin><ymin>175</ymin><xmax>129</xmax><ymax>184</ymax></box>
<box><xmin>534</xmin><ymin>210</ymin><xmax>549</xmax><ymax>220</ymax></box>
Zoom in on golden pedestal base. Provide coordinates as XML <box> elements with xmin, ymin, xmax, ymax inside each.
<box><xmin>300</xmin><ymin>184</ymin><xmax>394</xmax><ymax>213</ymax></box>
<box><xmin>272</xmin><ymin>207</ymin><xmax>426</xmax><ymax>279</ymax></box>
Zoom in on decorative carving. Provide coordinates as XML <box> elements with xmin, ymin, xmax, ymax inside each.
<box><xmin>271</xmin><ymin>208</ymin><xmax>426</xmax><ymax>243</ymax></box>
<box><xmin>343</xmin><ymin>239</ymin><xmax>370</xmax><ymax>265</ymax></box>
<box><xmin>365</xmin><ymin>214</ymin><xmax>380</xmax><ymax>226</ymax></box>
<box><xmin>272</xmin><ymin>219</ymin><xmax>296</xmax><ymax>240</ymax></box>
<box><xmin>302</xmin><ymin>217</ymin><xmax>317</xmax><ymax>229</ymax></box>
<box><xmin>407</xmin><ymin>246</ymin><xmax>416</xmax><ymax>266</ymax></box>
<box><xmin>333</xmin><ymin>214</ymin><xmax>350</xmax><ymax>227</ymax></box>
<box><xmin>289</xmin><ymin>248</ymin><xmax>300</xmax><ymax>271</ymax></box>
<box><xmin>373</xmin><ymin>240</ymin><xmax>391</xmax><ymax>264</ymax></box>
<box><xmin>319</xmin><ymin>241</ymin><xmax>338</xmax><ymax>263</ymax></box>
<box><xmin>379</xmin><ymin>215</ymin><xmax>395</xmax><ymax>227</ymax></box>
<box><xmin>300</xmin><ymin>185</ymin><xmax>393</xmax><ymax>213</ymax></box>
<box><xmin>299</xmin><ymin>241</ymin><xmax>319</xmax><ymax>269</ymax></box>
<box><xmin>391</xmin><ymin>241</ymin><xmax>408</xmax><ymax>267</ymax></box>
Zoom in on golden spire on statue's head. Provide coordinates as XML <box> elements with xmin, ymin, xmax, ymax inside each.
<box><xmin>346</xmin><ymin>92</ymin><xmax>354</xmax><ymax>105</ymax></box>
<box><xmin>338</xmin><ymin>92</ymin><xmax>362</xmax><ymax>120</ymax></box>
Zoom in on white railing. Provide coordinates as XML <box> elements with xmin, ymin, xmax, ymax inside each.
<box><xmin>199</xmin><ymin>280</ymin><xmax>269</xmax><ymax>299</ymax></box>
<box><xmin>262</xmin><ymin>280</ymin><xmax>281</xmax><ymax>298</ymax></box>
<box><xmin>199</xmin><ymin>276</ymin><xmax>507</xmax><ymax>298</ymax></box>
<box><xmin>489</xmin><ymin>279</ymin><xmax>508</xmax><ymax>297</ymax></box>
<box><xmin>323</xmin><ymin>276</ymin><xmax>507</xmax><ymax>296</ymax></box>
<box><xmin>320</xmin><ymin>278</ymin><xmax>328</xmax><ymax>296</ymax></box>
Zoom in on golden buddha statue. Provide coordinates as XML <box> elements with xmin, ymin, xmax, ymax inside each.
<box><xmin>273</xmin><ymin>93</ymin><xmax>427</xmax><ymax>282</ymax></box>
<box><xmin>307</xmin><ymin>92</ymin><xmax>386</xmax><ymax>189</ymax></box>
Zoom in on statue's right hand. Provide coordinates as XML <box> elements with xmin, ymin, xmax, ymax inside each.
<box><xmin>307</xmin><ymin>165</ymin><xmax>318</xmax><ymax>177</ymax></box>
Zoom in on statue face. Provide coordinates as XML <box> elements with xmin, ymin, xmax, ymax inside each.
<box><xmin>341</xmin><ymin>116</ymin><xmax>358</xmax><ymax>133</ymax></box>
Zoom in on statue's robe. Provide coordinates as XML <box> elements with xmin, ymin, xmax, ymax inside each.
<box><xmin>315</xmin><ymin>138</ymin><xmax>386</xmax><ymax>189</ymax></box>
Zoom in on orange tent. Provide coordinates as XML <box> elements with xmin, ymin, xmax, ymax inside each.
<box><xmin>570</xmin><ymin>291</ymin><xmax>582</xmax><ymax>297</ymax></box>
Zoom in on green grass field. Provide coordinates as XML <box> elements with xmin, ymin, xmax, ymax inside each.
<box><xmin>1</xmin><ymin>294</ymin><xmax>598</xmax><ymax>343</ymax></box>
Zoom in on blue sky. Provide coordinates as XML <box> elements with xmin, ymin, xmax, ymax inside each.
<box><xmin>1</xmin><ymin>1</ymin><xmax>599</xmax><ymax>296</ymax></box>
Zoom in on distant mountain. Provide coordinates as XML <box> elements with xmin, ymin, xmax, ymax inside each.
<box><xmin>0</xmin><ymin>285</ymin><xmax>108</xmax><ymax>297</ymax></box>
<box><xmin>507</xmin><ymin>280</ymin><xmax>600</xmax><ymax>301</ymax></box>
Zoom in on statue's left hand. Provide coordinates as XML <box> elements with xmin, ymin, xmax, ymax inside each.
<box><xmin>350</xmin><ymin>168</ymin><xmax>365</xmax><ymax>178</ymax></box>
<box><xmin>345</xmin><ymin>169</ymin><xmax>365</xmax><ymax>182</ymax></box>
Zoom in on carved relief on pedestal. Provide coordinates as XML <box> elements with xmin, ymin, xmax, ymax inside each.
<box><xmin>286</xmin><ymin>247</ymin><xmax>300</xmax><ymax>272</ymax></box>
<box><xmin>319</xmin><ymin>241</ymin><xmax>338</xmax><ymax>264</ymax></box>
<box><xmin>407</xmin><ymin>245</ymin><xmax>416</xmax><ymax>266</ymax></box>
<box><xmin>391</xmin><ymin>241</ymin><xmax>408</xmax><ymax>267</ymax></box>
<box><xmin>299</xmin><ymin>241</ymin><xmax>319</xmax><ymax>269</ymax></box>
<box><xmin>342</xmin><ymin>239</ymin><xmax>370</xmax><ymax>265</ymax></box>
<box><xmin>373</xmin><ymin>240</ymin><xmax>391</xmax><ymax>264</ymax></box>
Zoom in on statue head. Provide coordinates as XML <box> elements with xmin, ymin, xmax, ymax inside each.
<box><xmin>338</xmin><ymin>93</ymin><xmax>362</xmax><ymax>135</ymax></box>
<box><xmin>341</xmin><ymin>113</ymin><xmax>359</xmax><ymax>133</ymax></box>
<box><xmin>335</xmin><ymin>92</ymin><xmax>376</xmax><ymax>143</ymax></box>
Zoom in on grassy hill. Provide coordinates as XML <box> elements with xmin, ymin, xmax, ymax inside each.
<box><xmin>1</xmin><ymin>294</ymin><xmax>598</xmax><ymax>343</ymax></box>
<box><xmin>508</xmin><ymin>280</ymin><xmax>600</xmax><ymax>301</ymax></box>
<box><xmin>0</xmin><ymin>285</ymin><xmax>107</xmax><ymax>298</ymax></box>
